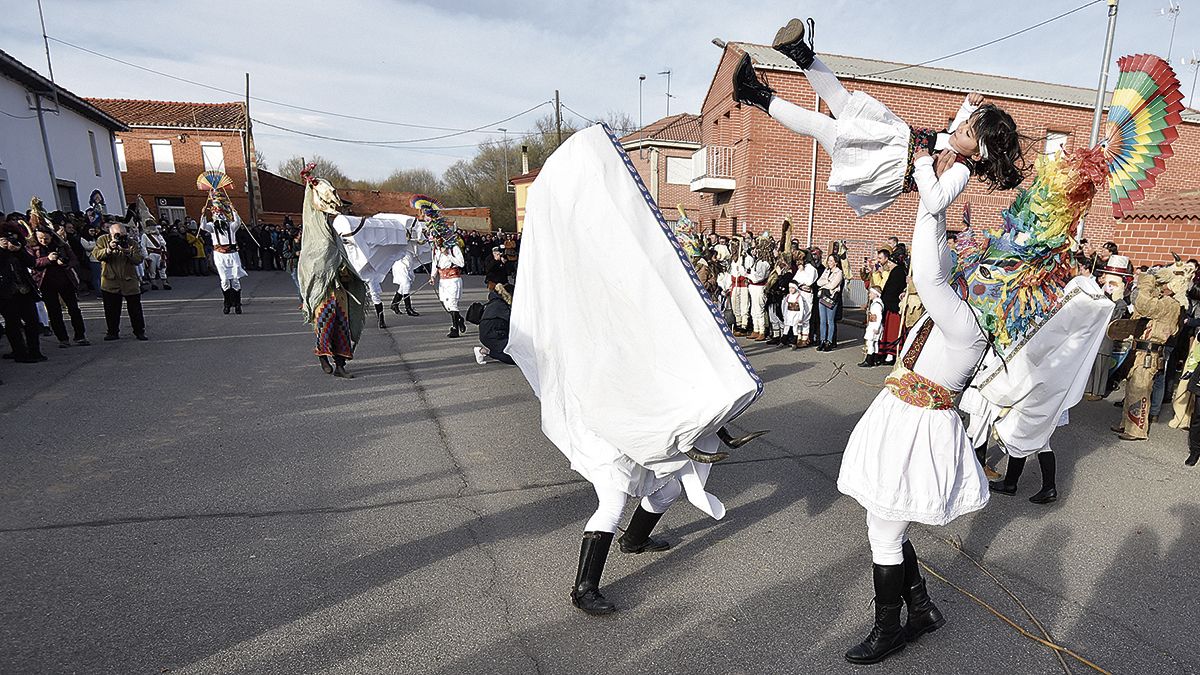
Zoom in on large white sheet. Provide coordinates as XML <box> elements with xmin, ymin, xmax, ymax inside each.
<box><xmin>332</xmin><ymin>213</ymin><xmax>414</xmax><ymax>283</ymax></box>
<box><xmin>507</xmin><ymin>125</ymin><xmax>762</xmax><ymax>500</ymax></box>
<box><xmin>961</xmin><ymin>275</ymin><xmax>1115</xmax><ymax>457</ymax></box>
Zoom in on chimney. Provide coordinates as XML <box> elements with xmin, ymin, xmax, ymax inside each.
<box><xmin>521</xmin><ymin>145</ymin><xmax>529</xmax><ymax>175</ymax></box>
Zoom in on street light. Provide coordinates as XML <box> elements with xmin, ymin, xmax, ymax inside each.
<box><xmin>639</xmin><ymin>74</ymin><xmax>647</xmax><ymax>158</ymax></box>
<box><xmin>498</xmin><ymin>127</ymin><xmax>509</xmax><ymax>186</ymax></box>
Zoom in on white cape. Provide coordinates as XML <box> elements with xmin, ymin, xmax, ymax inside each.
<box><xmin>962</xmin><ymin>275</ymin><xmax>1115</xmax><ymax>457</ymax></box>
<box><xmin>507</xmin><ymin>125</ymin><xmax>762</xmax><ymax>516</ymax></box>
<box><xmin>332</xmin><ymin>213</ymin><xmax>415</xmax><ymax>285</ymax></box>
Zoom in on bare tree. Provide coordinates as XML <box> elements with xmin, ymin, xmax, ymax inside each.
<box><xmin>277</xmin><ymin>154</ymin><xmax>350</xmax><ymax>187</ymax></box>
<box><xmin>378</xmin><ymin>168</ymin><xmax>445</xmax><ymax>195</ymax></box>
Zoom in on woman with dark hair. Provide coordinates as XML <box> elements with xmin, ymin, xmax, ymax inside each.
<box><xmin>816</xmin><ymin>253</ymin><xmax>844</xmax><ymax>350</ymax></box>
<box><xmin>878</xmin><ymin>250</ymin><xmax>908</xmax><ymax>365</ymax></box>
<box><xmin>0</xmin><ymin>225</ymin><xmax>45</xmax><ymax>362</ymax></box>
<box><xmin>28</xmin><ymin>228</ymin><xmax>89</xmax><ymax>347</ymax></box>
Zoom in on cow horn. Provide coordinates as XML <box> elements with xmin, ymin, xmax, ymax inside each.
<box><xmin>1173</xmin><ymin>252</ymin><xmax>1182</xmax><ymax>263</ymax></box>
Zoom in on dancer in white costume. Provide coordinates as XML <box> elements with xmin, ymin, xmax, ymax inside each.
<box><xmin>432</xmin><ymin>236</ymin><xmax>466</xmax><ymax>338</ymax></box>
<box><xmin>388</xmin><ymin>219</ymin><xmax>428</xmax><ymax>318</ymax></box>
<box><xmin>200</xmin><ymin>213</ymin><xmax>248</xmax><ymax>315</ymax></box>
<box><xmin>507</xmin><ymin>124</ymin><xmax>766</xmax><ymax>616</ymax></box>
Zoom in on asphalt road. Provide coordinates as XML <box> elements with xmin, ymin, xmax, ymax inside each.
<box><xmin>0</xmin><ymin>271</ymin><xmax>1197</xmax><ymax>675</ymax></box>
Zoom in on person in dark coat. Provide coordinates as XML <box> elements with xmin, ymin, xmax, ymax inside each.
<box><xmin>29</xmin><ymin>228</ymin><xmax>89</xmax><ymax>347</ymax></box>
<box><xmin>879</xmin><ymin>252</ymin><xmax>908</xmax><ymax>364</ymax></box>
<box><xmin>0</xmin><ymin>225</ymin><xmax>45</xmax><ymax>362</ymax></box>
<box><xmin>474</xmin><ymin>283</ymin><xmax>515</xmax><ymax>365</ymax></box>
<box><xmin>484</xmin><ymin>246</ymin><xmax>510</xmax><ymax>290</ymax></box>
<box><xmin>808</xmin><ymin>246</ymin><xmax>826</xmax><ymax>343</ymax></box>
<box><xmin>766</xmin><ymin>256</ymin><xmax>795</xmax><ymax>345</ymax></box>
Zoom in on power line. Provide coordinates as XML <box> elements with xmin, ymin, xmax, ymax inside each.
<box><xmin>863</xmin><ymin>0</ymin><xmax>1106</xmax><ymax>76</ymax></box>
<box><xmin>46</xmin><ymin>35</ymin><xmax>524</xmax><ymax>135</ymax></box>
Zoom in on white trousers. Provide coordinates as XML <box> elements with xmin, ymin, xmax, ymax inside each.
<box><xmin>865</xmin><ymin>337</ymin><xmax>880</xmax><ymax>354</ymax></box>
<box><xmin>585</xmin><ymin>479</ymin><xmax>683</xmax><ymax>533</ymax></box>
<box><xmin>766</xmin><ymin>57</ymin><xmax>851</xmax><ymax>155</ymax></box>
<box><xmin>220</xmin><ymin>276</ymin><xmax>241</xmax><ymax>291</ymax></box>
<box><xmin>866</xmin><ymin>512</ymin><xmax>910</xmax><ymax>565</ymax></box>
<box><xmin>144</xmin><ymin>253</ymin><xmax>166</xmax><ymax>281</ymax></box>
<box><xmin>748</xmin><ymin>284</ymin><xmax>766</xmax><ymax>333</ymax></box>
<box><xmin>438</xmin><ymin>277</ymin><xmax>463</xmax><ymax>312</ymax></box>
<box><xmin>392</xmin><ymin>254</ymin><xmax>416</xmax><ymax>296</ymax></box>
<box><xmin>733</xmin><ymin>286</ymin><xmax>750</xmax><ymax>327</ymax></box>
<box><xmin>366</xmin><ymin>278</ymin><xmax>383</xmax><ymax>305</ymax></box>
<box><xmin>768</xmin><ymin>304</ymin><xmax>784</xmax><ymax>335</ymax></box>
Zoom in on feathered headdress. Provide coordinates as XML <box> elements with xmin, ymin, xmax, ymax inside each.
<box><xmin>674</xmin><ymin>212</ymin><xmax>704</xmax><ymax>259</ymax></box>
<box><xmin>953</xmin><ymin>54</ymin><xmax>1183</xmax><ymax>348</ymax></box>
<box><xmin>27</xmin><ymin>197</ymin><xmax>48</xmax><ymax>233</ymax></box>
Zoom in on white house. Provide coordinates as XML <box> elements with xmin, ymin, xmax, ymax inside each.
<box><xmin>0</xmin><ymin>48</ymin><xmax>126</xmax><ymax>216</ymax></box>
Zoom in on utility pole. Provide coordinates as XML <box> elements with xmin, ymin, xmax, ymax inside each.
<box><xmin>1183</xmin><ymin>52</ymin><xmax>1200</xmax><ymax>107</ymax></box>
<box><xmin>244</xmin><ymin>72</ymin><xmax>259</xmax><ymax>226</ymax></box>
<box><xmin>1081</xmin><ymin>0</ymin><xmax>1119</xmax><ymax>240</ymax></box>
<box><xmin>35</xmin><ymin>0</ymin><xmax>59</xmax><ymax>112</ymax></box>
<box><xmin>498</xmin><ymin>127</ymin><xmax>509</xmax><ymax>186</ymax></box>
<box><xmin>555</xmin><ymin>89</ymin><xmax>563</xmax><ymax>147</ymax></box>
<box><xmin>1159</xmin><ymin>1</ymin><xmax>1182</xmax><ymax>60</ymax></box>
<box><xmin>658</xmin><ymin>69</ymin><xmax>673</xmax><ymax>116</ymax></box>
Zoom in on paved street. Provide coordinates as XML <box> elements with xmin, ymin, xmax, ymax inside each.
<box><xmin>1</xmin><ymin>271</ymin><xmax>1197</xmax><ymax>675</ymax></box>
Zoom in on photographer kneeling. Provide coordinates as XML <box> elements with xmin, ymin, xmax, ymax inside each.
<box><xmin>30</xmin><ymin>227</ymin><xmax>89</xmax><ymax>347</ymax></box>
<box><xmin>473</xmin><ymin>283</ymin><xmax>516</xmax><ymax>365</ymax></box>
<box><xmin>94</xmin><ymin>223</ymin><xmax>147</xmax><ymax>341</ymax></box>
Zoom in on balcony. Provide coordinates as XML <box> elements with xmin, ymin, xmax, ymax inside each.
<box><xmin>689</xmin><ymin>146</ymin><xmax>735</xmax><ymax>193</ymax></box>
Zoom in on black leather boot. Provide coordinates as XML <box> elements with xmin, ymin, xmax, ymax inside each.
<box><xmin>375</xmin><ymin>303</ymin><xmax>386</xmax><ymax>329</ymax></box>
<box><xmin>900</xmin><ymin>541</ymin><xmax>945</xmax><ymax>641</ymax></box>
<box><xmin>1028</xmin><ymin>452</ymin><xmax>1058</xmax><ymax>504</ymax></box>
<box><xmin>389</xmin><ymin>292</ymin><xmax>403</xmax><ymax>315</ymax></box>
<box><xmin>731</xmin><ymin>54</ymin><xmax>775</xmax><ymax>113</ymax></box>
<box><xmin>772</xmin><ymin>18</ymin><xmax>816</xmax><ymax>69</ymax></box>
<box><xmin>989</xmin><ymin>456</ymin><xmax>1026</xmax><ymax>496</ymax></box>
<box><xmin>845</xmin><ymin>563</ymin><xmax>907</xmax><ymax>664</ymax></box>
<box><xmin>318</xmin><ymin>356</ymin><xmax>334</xmax><ymax>374</ymax></box>
<box><xmin>333</xmin><ymin>356</ymin><xmax>353</xmax><ymax>379</ymax></box>
<box><xmin>571</xmin><ymin>531</ymin><xmax>616</xmax><ymax>615</ymax></box>
<box><xmin>222</xmin><ymin>289</ymin><xmax>231</xmax><ymax>314</ymax></box>
<box><xmin>447</xmin><ymin>313</ymin><xmax>460</xmax><ymax>338</ymax></box>
<box><xmin>1187</xmin><ymin>451</ymin><xmax>1199</xmax><ymax>466</ymax></box>
<box><xmin>404</xmin><ymin>295</ymin><xmax>420</xmax><ymax>316</ymax></box>
<box><xmin>233</xmin><ymin>289</ymin><xmax>242</xmax><ymax>314</ymax></box>
<box><xmin>454</xmin><ymin>311</ymin><xmax>467</xmax><ymax>333</ymax></box>
<box><xmin>618</xmin><ymin>507</ymin><xmax>671</xmax><ymax>554</ymax></box>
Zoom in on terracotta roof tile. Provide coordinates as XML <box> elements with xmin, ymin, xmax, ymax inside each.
<box><xmin>1122</xmin><ymin>189</ymin><xmax>1200</xmax><ymax>221</ymax></box>
<box><xmin>508</xmin><ymin>167</ymin><xmax>541</xmax><ymax>183</ymax></box>
<box><xmin>620</xmin><ymin>113</ymin><xmax>702</xmax><ymax>146</ymax></box>
<box><xmin>84</xmin><ymin>98</ymin><xmax>246</xmax><ymax>130</ymax></box>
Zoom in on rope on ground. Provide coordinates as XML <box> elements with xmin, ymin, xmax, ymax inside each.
<box><xmin>933</xmin><ymin>534</ymin><xmax>1071</xmax><ymax>674</ymax></box>
<box><xmin>920</xmin><ymin>553</ymin><xmax>1109</xmax><ymax>674</ymax></box>
<box><xmin>805</xmin><ymin>361</ymin><xmax>887</xmax><ymax>389</ymax></box>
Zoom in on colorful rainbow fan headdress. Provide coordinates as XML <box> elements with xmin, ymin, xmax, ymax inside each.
<box><xmin>674</xmin><ymin>213</ymin><xmax>704</xmax><ymax>259</ymax></box>
<box><xmin>952</xmin><ymin>53</ymin><xmax>1183</xmax><ymax>348</ymax></box>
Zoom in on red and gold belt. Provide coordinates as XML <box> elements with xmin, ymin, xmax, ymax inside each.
<box><xmin>884</xmin><ymin>366</ymin><xmax>956</xmax><ymax>410</ymax></box>
<box><xmin>440</xmin><ymin>267</ymin><xmax>462</xmax><ymax>279</ymax></box>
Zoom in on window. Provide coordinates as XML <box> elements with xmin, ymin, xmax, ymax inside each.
<box><xmin>114</xmin><ymin>139</ymin><xmax>127</xmax><ymax>172</ymax></box>
<box><xmin>88</xmin><ymin>130</ymin><xmax>101</xmax><ymax>176</ymax></box>
<box><xmin>1044</xmin><ymin>131</ymin><xmax>1069</xmax><ymax>156</ymax></box>
<box><xmin>201</xmin><ymin>142</ymin><xmax>225</xmax><ymax>173</ymax></box>
<box><xmin>149</xmin><ymin>140</ymin><xmax>175</xmax><ymax>173</ymax></box>
<box><xmin>665</xmin><ymin>156</ymin><xmax>690</xmax><ymax>185</ymax></box>
<box><xmin>56</xmin><ymin>180</ymin><xmax>79</xmax><ymax>211</ymax></box>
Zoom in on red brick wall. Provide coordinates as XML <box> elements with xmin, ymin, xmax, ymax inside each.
<box><xmin>116</xmin><ymin>127</ymin><xmax>250</xmax><ymax>222</ymax></box>
<box><xmin>625</xmin><ymin>145</ymin><xmax>705</xmax><ymax>221</ymax></box>
<box><xmin>698</xmin><ymin>48</ymin><xmax>1200</xmax><ymax>267</ymax></box>
<box><xmin>1115</xmin><ymin>217</ymin><xmax>1200</xmax><ymax>264</ymax></box>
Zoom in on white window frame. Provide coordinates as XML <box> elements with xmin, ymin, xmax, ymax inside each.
<box><xmin>114</xmin><ymin>139</ymin><xmax>127</xmax><ymax>172</ymax></box>
<box><xmin>88</xmin><ymin>130</ymin><xmax>101</xmax><ymax>177</ymax></box>
<box><xmin>665</xmin><ymin>156</ymin><xmax>691</xmax><ymax>185</ymax></box>
<box><xmin>149</xmin><ymin>140</ymin><xmax>175</xmax><ymax>173</ymax></box>
<box><xmin>1044</xmin><ymin>131</ymin><xmax>1069</xmax><ymax>157</ymax></box>
<box><xmin>200</xmin><ymin>142</ymin><xmax>226</xmax><ymax>173</ymax></box>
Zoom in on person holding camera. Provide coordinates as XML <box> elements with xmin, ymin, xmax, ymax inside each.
<box><xmin>29</xmin><ymin>227</ymin><xmax>89</xmax><ymax>348</ymax></box>
<box><xmin>0</xmin><ymin>224</ymin><xmax>46</xmax><ymax>362</ymax></box>
<box><xmin>94</xmin><ymin>223</ymin><xmax>147</xmax><ymax>341</ymax></box>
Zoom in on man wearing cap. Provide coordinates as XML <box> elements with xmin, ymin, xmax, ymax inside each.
<box><xmin>1086</xmin><ymin>254</ymin><xmax>1133</xmax><ymax>399</ymax></box>
<box><xmin>1113</xmin><ymin>272</ymin><xmax>1180</xmax><ymax>441</ymax></box>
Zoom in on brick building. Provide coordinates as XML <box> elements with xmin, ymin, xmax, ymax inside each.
<box><xmin>84</xmin><ymin>98</ymin><xmax>260</xmax><ymax>225</ymax></box>
<box><xmin>1117</xmin><ymin>189</ymin><xmax>1200</xmax><ymax>262</ymax></box>
<box><xmin>619</xmin><ymin>113</ymin><xmax>705</xmax><ymax>226</ymax></box>
<box><xmin>693</xmin><ymin>43</ymin><xmax>1200</xmax><ymax>267</ymax></box>
<box><xmin>338</xmin><ymin>188</ymin><xmax>493</xmax><ymax>231</ymax></box>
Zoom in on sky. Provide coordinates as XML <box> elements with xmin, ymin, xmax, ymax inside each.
<box><xmin>4</xmin><ymin>0</ymin><xmax>1197</xmax><ymax>181</ymax></box>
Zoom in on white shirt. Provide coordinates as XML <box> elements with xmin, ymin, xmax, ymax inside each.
<box><xmin>201</xmin><ymin>218</ymin><xmax>242</xmax><ymax>248</ymax></box>
<box><xmin>434</xmin><ymin>244</ymin><xmax>464</xmax><ymax>271</ymax></box>
<box><xmin>746</xmin><ymin>257</ymin><xmax>771</xmax><ymax>284</ymax></box>
<box><xmin>793</xmin><ymin>263</ymin><xmax>818</xmax><ymax>289</ymax></box>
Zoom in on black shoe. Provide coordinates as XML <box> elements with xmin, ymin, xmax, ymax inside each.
<box><xmin>989</xmin><ymin>480</ymin><xmax>1018</xmax><ymax>496</ymax></box>
<box><xmin>900</xmin><ymin>541</ymin><xmax>945</xmax><ymax>642</ymax></box>
<box><xmin>74</xmin><ymin>338</ymin><xmax>90</xmax><ymax>346</ymax></box>
<box><xmin>404</xmin><ymin>296</ymin><xmax>420</xmax><ymax>317</ymax></box>
<box><xmin>773</xmin><ymin>17</ymin><xmax>816</xmax><ymax>69</ymax></box>
<box><xmin>1186</xmin><ymin>453</ymin><xmax>1199</xmax><ymax>467</ymax></box>
<box><xmin>334</xmin><ymin>363</ymin><xmax>354</xmax><ymax>379</ymax></box>
<box><xmin>163</xmin><ymin>283</ymin><xmax>172</xmax><ymax>290</ymax></box>
<box><xmin>572</xmin><ymin>532</ymin><xmax>617</xmax><ymax>615</ymax></box>
<box><xmin>318</xmin><ymin>356</ymin><xmax>334</xmax><ymax>374</ymax></box>
<box><xmin>447</xmin><ymin>326</ymin><xmax>460</xmax><ymax>338</ymax></box>
<box><xmin>103</xmin><ymin>334</ymin><xmax>119</xmax><ymax>341</ymax></box>
<box><xmin>135</xmin><ymin>334</ymin><xmax>149</xmax><ymax>341</ymax></box>
<box><xmin>845</xmin><ymin>564</ymin><xmax>907</xmax><ymax>664</ymax></box>
<box><xmin>731</xmin><ymin>53</ymin><xmax>775</xmax><ymax>112</ymax></box>
<box><xmin>858</xmin><ymin>357</ymin><xmax>872</xmax><ymax>367</ymax></box>
<box><xmin>618</xmin><ymin>507</ymin><xmax>671</xmax><ymax>554</ymax></box>
<box><xmin>1029</xmin><ymin>487</ymin><xmax>1058</xmax><ymax>504</ymax></box>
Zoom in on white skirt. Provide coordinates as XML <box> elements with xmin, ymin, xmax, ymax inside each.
<box><xmin>438</xmin><ymin>277</ymin><xmax>462</xmax><ymax>311</ymax></box>
<box><xmin>827</xmin><ymin>92</ymin><xmax>911</xmax><ymax>216</ymax></box>
<box><xmin>213</xmin><ymin>250</ymin><xmax>247</xmax><ymax>282</ymax></box>
<box><xmin>838</xmin><ymin>389</ymin><xmax>988</xmax><ymax>526</ymax></box>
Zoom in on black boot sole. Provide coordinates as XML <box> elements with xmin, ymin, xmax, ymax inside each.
<box><xmin>988</xmin><ymin>482</ymin><xmax>1018</xmax><ymax>496</ymax></box>
<box><xmin>1028</xmin><ymin>488</ymin><xmax>1058</xmax><ymax>504</ymax></box>
<box><xmin>618</xmin><ymin>537</ymin><xmax>671</xmax><ymax>554</ymax></box>
<box><xmin>845</xmin><ymin>642</ymin><xmax>905</xmax><ymax>665</ymax></box>
<box><xmin>772</xmin><ymin>18</ymin><xmax>805</xmax><ymax>49</ymax></box>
